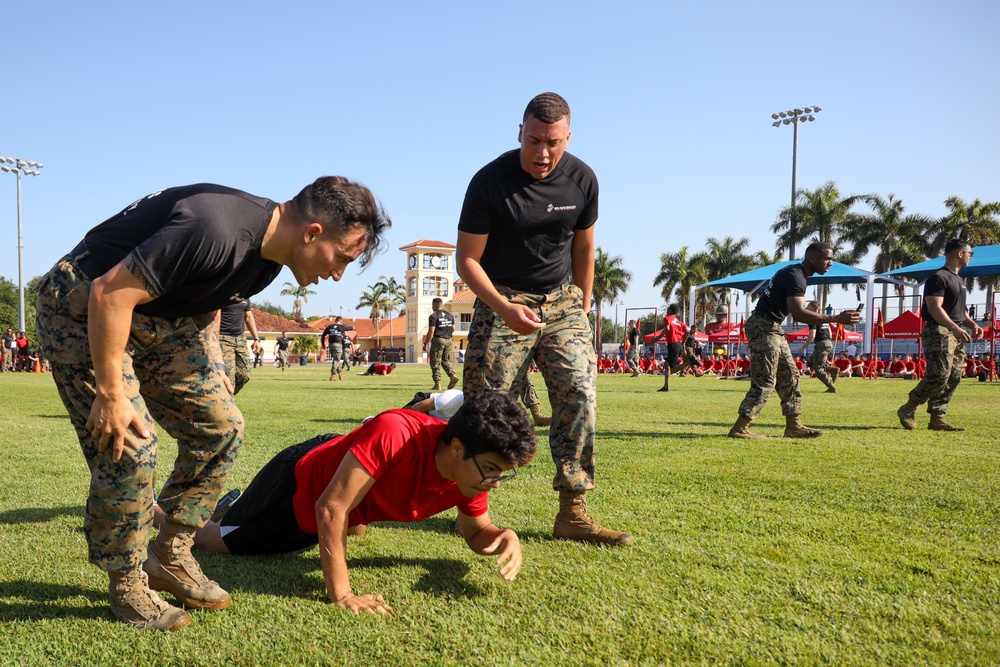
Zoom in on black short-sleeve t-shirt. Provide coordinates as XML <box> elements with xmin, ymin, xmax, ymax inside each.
<box><xmin>322</xmin><ymin>324</ymin><xmax>353</xmax><ymax>347</ymax></box>
<box><xmin>754</xmin><ymin>264</ymin><xmax>807</xmax><ymax>323</ymax></box>
<box><xmin>79</xmin><ymin>184</ymin><xmax>281</xmax><ymax>319</ymax></box>
<box><xmin>428</xmin><ymin>310</ymin><xmax>455</xmax><ymax>339</ymax></box>
<box><xmin>808</xmin><ymin>322</ymin><xmax>831</xmax><ymax>342</ymax></box>
<box><xmin>921</xmin><ymin>269</ymin><xmax>967</xmax><ymax>323</ymax></box>
<box><xmin>458</xmin><ymin>150</ymin><xmax>598</xmax><ymax>292</ymax></box>
<box><xmin>220</xmin><ymin>300</ymin><xmax>250</xmax><ymax>337</ymax></box>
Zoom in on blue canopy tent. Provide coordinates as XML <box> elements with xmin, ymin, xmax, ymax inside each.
<box><xmin>690</xmin><ymin>260</ymin><xmax>902</xmax><ymax>353</ymax></box>
<box><xmin>884</xmin><ymin>244</ymin><xmax>1000</xmax><ymax>283</ymax></box>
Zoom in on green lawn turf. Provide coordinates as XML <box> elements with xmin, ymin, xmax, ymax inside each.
<box><xmin>1</xmin><ymin>364</ymin><xmax>998</xmax><ymax>666</ymax></box>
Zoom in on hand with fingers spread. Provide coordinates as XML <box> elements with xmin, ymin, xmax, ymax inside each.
<box><xmin>479</xmin><ymin>529</ymin><xmax>523</xmax><ymax>581</ymax></box>
<box><xmin>86</xmin><ymin>393</ymin><xmax>152</xmax><ymax>462</ymax></box>
<box><xmin>334</xmin><ymin>592</ymin><xmax>393</xmax><ymax>616</ymax></box>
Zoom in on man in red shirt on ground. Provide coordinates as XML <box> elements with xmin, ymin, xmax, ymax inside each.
<box><xmin>154</xmin><ymin>392</ymin><xmax>535</xmax><ymax>615</ymax></box>
<box><xmin>362</xmin><ymin>362</ymin><xmax>396</xmax><ymax>376</ymax></box>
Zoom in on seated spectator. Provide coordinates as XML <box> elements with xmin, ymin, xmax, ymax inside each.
<box><xmin>794</xmin><ymin>355</ymin><xmax>806</xmax><ymax>373</ymax></box>
<box><xmin>833</xmin><ymin>352</ymin><xmax>853</xmax><ymax>378</ymax></box>
<box><xmin>886</xmin><ymin>354</ymin><xmax>915</xmax><ymax>379</ymax></box>
<box><xmin>851</xmin><ymin>354</ymin><xmax>865</xmax><ymax>377</ymax></box>
<box><xmin>875</xmin><ymin>356</ymin><xmax>887</xmax><ymax>375</ymax></box>
<box><xmin>611</xmin><ymin>357</ymin><xmax>625</xmax><ymax>374</ymax></box>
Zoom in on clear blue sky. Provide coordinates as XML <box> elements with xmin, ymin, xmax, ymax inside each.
<box><xmin>2</xmin><ymin>1</ymin><xmax>997</xmax><ymax>322</ymax></box>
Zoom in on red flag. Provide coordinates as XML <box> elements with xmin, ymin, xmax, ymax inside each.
<box><xmin>874</xmin><ymin>309</ymin><xmax>885</xmax><ymax>339</ymax></box>
<box><xmin>738</xmin><ymin>317</ymin><xmax>747</xmax><ymax>342</ymax></box>
<box><xmin>992</xmin><ymin>306</ymin><xmax>997</xmax><ymax>330</ymax></box>
<box><xmin>833</xmin><ymin>322</ymin><xmax>845</xmax><ymax>341</ymax></box>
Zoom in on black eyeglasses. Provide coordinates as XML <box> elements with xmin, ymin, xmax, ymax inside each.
<box><xmin>472</xmin><ymin>457</ymin><xmax>517</xmax><ymax>484</ymax></box>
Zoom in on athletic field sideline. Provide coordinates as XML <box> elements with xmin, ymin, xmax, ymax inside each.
<box><xmin>2</xmin><ymin>365</ymin><xmax>998</xmax><ymax>666</ymax></box>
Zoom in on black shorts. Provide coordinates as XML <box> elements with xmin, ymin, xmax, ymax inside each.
<box><xmin>220</xmin><ymin>434</ymin><xmax>336</xmax><ymax>555</ymax></box>
<box><xmin>666</xmin><ymin>342</ymin><xmax>684</xmax><ymax>367</ymax></box>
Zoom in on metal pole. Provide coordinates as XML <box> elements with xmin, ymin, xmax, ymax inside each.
<box><xmin>789</xmin><ymin>119</ymin><xmax>799</xmax><ymax>261</ymax></box>
<box><xmin>16</xmin><ymin>170</ymin><xmax>24</xmax><ymax>332</ymax></box>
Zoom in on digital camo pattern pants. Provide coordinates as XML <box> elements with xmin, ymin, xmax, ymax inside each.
<box><xmin>517</xmin><ymin>375</ymin><xmax>542</xmax><ymax>409</ymax></box>
<box><xmin>328</xmin><ymin>343</ymin><xmax>344</xmax><ymax>376</ymax></box>
<box><xmin>738</xmin><ymin>314</ymin><xmax>802</xmax><ymax>419</ymax></box>
<box><xmin>807</xmin><ymin>339</ymin><xmax>835</xmax><ymax>389</ymax></box>
<box><xmin>220</xmin><ymin>333</ymin><xmax>251</xmax><ymax>394</ymax></box>
<box><xmin>429</xmin><ymin>337</ymin><xmax>456</xmax><ymax>383</ymax></box>
<box><xmin>35</xmin><ymin>253</ymin><xmax>243</xmax><ymax>572</ymax></box>
<box><xmin>464</xmin><ymin>284</ymin><xmax>596</xmax><ymax>492</ymax></box>
<box><xmin>909</xmin><ymin>323</ymin><xmax>966</xmax><ymax>414</ymax></box>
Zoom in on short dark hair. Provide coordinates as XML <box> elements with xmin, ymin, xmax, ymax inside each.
<box><xmin>944</xmin><ymin>238</ymin><xmax>970</xmax><ymax>255</ymax></box>
<box><xmin>667</xmin><ymin>303</ymin><xmax>679</xmax><ymax>316</ymax></box>
<box><xmin>442</xmin><ymin>392</ymin><xmax>536</xmax><ymax>467</ymax></box>
<box><xmin>432</xmin><ymin>298</ymin><xmax>443</xmax><ymax>309</ymax></box>
<box><xmin>290</xmin><ymin>176</ymin><xmax>391</xmax><ymax>269</ymax></box>
<box><xmin>523</xmin><ymin>92</ymin><xmax>570</xmax><ymax>125</ymax></box>
<box><xmin>804</xmin><ymin>242</ymin><xmax>833</xmax><ymax>256</ymax></box>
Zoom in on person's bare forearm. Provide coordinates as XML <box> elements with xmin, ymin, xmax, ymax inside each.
<box><xmin>316</xmin><ymin>505</ymin><xmax>352</xmax><ymax>603</ymax></box>
<box><xmin>88</xmin><ymin>282</ymin><xmax>134</xmax><ymax>400</ymax></box>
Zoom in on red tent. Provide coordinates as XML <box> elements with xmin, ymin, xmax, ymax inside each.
<box><xmin>785</xmin><ymin>326</ymin><xmax>863</xmax><ymax>342</ymax></box>
<box><xmin>883</xmin><ymin>310</ymin><xmax>923</xmax><ymax>339</ymax></box>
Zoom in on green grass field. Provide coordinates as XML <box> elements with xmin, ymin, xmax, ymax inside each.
<box><xmin>1</xmin><ymin>364</ymin><xmax>998</xmax><ymax>666</ymax></box>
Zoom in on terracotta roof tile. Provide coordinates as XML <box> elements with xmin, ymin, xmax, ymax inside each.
<box><xmin>250</xmin><ymin>310</ymin><xmax>315</xmax><ymax>334</ymax></box>
<box><xmin>449</xmin><ymin>289</ymin><xmax>478</xmax><ymax>304</ymax></box>
<box><xmin>398</xmin><ymin>239</ymin><xmax>457</xmax><ymax>250</ymax></box>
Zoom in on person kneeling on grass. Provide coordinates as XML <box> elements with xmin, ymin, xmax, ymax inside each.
<box><xmin>155</xmin><ymin>391</ymin><xmax>535</xmax><ymax>615</ymax></box>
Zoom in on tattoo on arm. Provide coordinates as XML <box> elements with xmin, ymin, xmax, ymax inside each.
<box><xmin>122</xmin><ymin>255</ymin><xmax>160</xmax><ymax>300</ymax></box>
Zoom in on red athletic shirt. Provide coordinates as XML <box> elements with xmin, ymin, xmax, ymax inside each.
<box><xmin>661</xmin><ymin>315</ymin><xmax>689</xmax><ymax>344</ymax></box>
<box><xmin>373</xmin><ymin>363</ymin><xmax>393</xmax><ymax>375</ymax></box>
<box><xmin>875</xmin><ymin>360</ymin><xmax>886</xmax><ymax>372</ymax></box>
<box><xmin>889</xmin><ymin>360</ymin><xmax>907</xmax><ymax>374</ymax></box>
<box><xmin>834</xmin><ymin>358</ymin><xmax>852</xmax><ymax>372</ymax></box>
<box><xmin>292</xmin><ymin>409</ymin><xmax>487</xmax><ymax>533</ymax></box>
<box><xmin>904</xmin><ymin>360</ymin><xmax>916</xmax><ymax>372</ymax></box>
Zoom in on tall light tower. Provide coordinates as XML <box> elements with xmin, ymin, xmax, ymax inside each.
<box><xmin>0</xmin><ymin>156</ymin><xmax>44</xmax><ymax>332</ymax></box>
<box><xmin>771</xmin><ymin>106</ymin><xmax>821</xmax><ymax>260</ymax></box>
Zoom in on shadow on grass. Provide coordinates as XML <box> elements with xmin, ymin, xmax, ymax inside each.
<box><xmin>222</xmin><ymin>551</ymin><xmax>482</xmax><ymax>600</ymax></box>
<box><xmin>0</xmin><ymin>505</ymin><xmax>82</xmax><ymax>524</ymax></box>
<box><xmin>0</xmin><ymin>581</ymin><xmax>107</xmax><ymax>623</ymax></box>
<box><xmin>381</xmin><ymin>517</ymin><xmax>557</xmax><ymax>544</ymax></box>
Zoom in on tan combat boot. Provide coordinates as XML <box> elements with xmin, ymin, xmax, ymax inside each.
<box><xmin>432</xmin><ymin>381</ymin><xmax>442</xmax><ymax>391</ymax></box>
<box><xmin>529</xmin><ymin>404</ymin><xmax>551</xmax><ymax>427</ymax></box>
<box><xmin>448</xmin><ymin>373</ymin><xmax>459</xmax><ymax>390</ymax></box>
<box><xmin>108</xmin><ymin>568</ymin><xmax>191</xmax><ymax>632</ymax></box>
<box><xmin>829</xmin><ymin>366</ymin><xmax>840</xmax><ymax>383</ymax></box>
<box><xmin>553</xmin><ymin>491</ymin><xmax>633</xmax><ymax>546</ymax></box>
<box><xmin>784</xmin><ymin>415</ymin><xmax>823</xmax><ymax>438</ymax></box>
<box><xmin>929</xmin><ymin>412</ymin><xmax>965</xmax><ymax>431</ymax></box>
<box><xmin>897</xmin><ymin>401</ymin><xmax>918</xmax><ymax>430</ymax></box>
<box><xmin>728</xmin><ymin>415</ymin><xmax>766</xmax><ymax>440</ymax></box>
<box><xmin>143</xmin><ymin>520</ymin><xmax>231</xmax><ymax>611</ymax></box>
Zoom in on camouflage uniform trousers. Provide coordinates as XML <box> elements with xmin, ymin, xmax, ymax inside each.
<box><xmin>341</xmin><ymin>343</ymin><xmax>352</xmax><ymax>368</ymax></box>
<box><xmin>908</xmin><ymin>323</ymin><xmax>966</xmax><ymax>414</ymax></box>
<box><xmin>35</xmin><ymin>252</ymin><xmax>243</xmax><ymax>572</ymax></box>
<box><xmin>626</xmin><ymin>346</ymin><xmax>640</xmax><ymax>374</ymax></box>
<box><xmin>429</xmin><ymin>336</ymin><xmax>456</xmax><ymax>384</ymax></box>
<box><xmin>220</xmin><ymin>333</ymin><xmax>252</xmax><ymax>395</ymax></box>
<box><xmin>807</xmin><ymin>339</ymin><xmax>835</xmax><ymax>389</ymax></box>
<box><xmin>517</xmin><ymin>375</ymin><xmax>543</xmax><ymax>409</ymax></box>
<box><xmin>738</xmin><ymin>314</ymin><xmax>803</xmax><ymax>419</ymax></box>
<box><xmin>328</xmin><ymin>343</ymin><xmax>344</xmax><ymax>376</ymax></box>
<box><xmin>463</xmin><ymin>283</ymin><xmax>597</xmax><ymax>492</ymax></box>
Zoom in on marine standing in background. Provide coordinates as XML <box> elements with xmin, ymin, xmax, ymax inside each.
<box><xmin>219</xmin><ymin>299</ymin><xmax>261</xmax><ymax>395</ymax></box>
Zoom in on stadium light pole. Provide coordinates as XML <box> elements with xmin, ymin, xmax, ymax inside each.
<box><xmin>771</xmin><ymin>106</ymin><xmax>821</xmax><ymax>260</ymax></box>
<box><xmin>0</xmin><ymin>156</ymin><xmax>44</xmax><ymax>332</ymax></box>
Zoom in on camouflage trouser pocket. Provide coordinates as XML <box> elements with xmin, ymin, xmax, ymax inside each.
<box><xmin>36</xmin><ymin>258</ymin><xmax>92</xmax><ymax>365</ymax></box>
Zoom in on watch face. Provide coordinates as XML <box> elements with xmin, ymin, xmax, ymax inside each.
<box><xmin>409</xmin><ymin>254</ymin><xmax>417</xmax><ymax>269</ymax></box>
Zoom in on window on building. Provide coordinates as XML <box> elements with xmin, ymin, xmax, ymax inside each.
<box><xmin>422</xmin><ymin>277</ymin><xmax>449</xmax><ymax>297</ymax></box>
<box><xmin>423</xmin><ymin>253</ymin><xmax>449</xmax><ymax>270</ymax></box>
<box><xmin>408</xmin><ymin>277</ymin><xmax>416</xmax><ymax>297</ymax></box>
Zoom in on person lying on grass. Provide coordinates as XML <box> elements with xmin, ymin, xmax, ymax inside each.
<box><xmin>153</xmin><ymin>391</ymin><xmax>536</xmax><ymax>615</ymax></box>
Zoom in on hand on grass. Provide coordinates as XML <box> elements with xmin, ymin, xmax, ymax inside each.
<box><xmin>480</xmin><ymin>529</ymin><xmax>522</xmax><ymax>581</ymax></box>
<box><xmin>335</xmin><ymin>592</ymin><xmax>393</xmax><ymax>616</ymax></box>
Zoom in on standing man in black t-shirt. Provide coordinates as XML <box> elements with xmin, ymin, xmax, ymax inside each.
<box><xmin>423</xmin><ymin>297</ymin><xmax>460</xmax><ymax>391</ymax></box>
<box><xmin>729</xmin><ymin>243</ymin><xmax>860</xmax><ymax>439</ymax></box>
<box><xmin>457</xmin><ymin>92</ymin><xmax>630</xmax><ymax>546</ymax></box>
<box><xmin>898</xmin><ymin>239</ymin><xmax>982</xmax><ymax>431</ymax></box>
<box><xmin>799</xmin><ymin>300</ymin><xmax>839</xmax><ymax>393</ymax></box>
<box><xmin>219</xmin><ymin>299</ymin><xmax>261</xmax><ymax>394</ymax></box>
<box><xmin>34</xmin><ymin>177</ymin><xmax>389</xmax><ymax>631</ymax></box>
<box><xmin>626</xmin><ymin>320</ymin><xmax>642</xmax><ymax>376</ymax></box>
<box><xmin>320</xmin><ymin>316</ymin><xmax>355</xmax><ymax>381</ymax></box>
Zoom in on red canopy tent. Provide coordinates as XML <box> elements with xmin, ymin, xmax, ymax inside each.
<box><xmin>882</xmin><ymin>310</ymin><xmax>923</xmax><ymax>338</ymax></box>
<box><xmin>785</xmin><ymin>326</ymin><xmax>863</xmax><ymax>343</ymax></box>
<box><xmin>708</xmin><ymin>324</ymin><xmax>745</xmax><ymax>344</ymax></box>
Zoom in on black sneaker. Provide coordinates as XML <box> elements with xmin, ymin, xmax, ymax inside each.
<box><xmin>210</xmin><ymin>489</ymin><xmax>242</xmax><ymax>523</ymax></box>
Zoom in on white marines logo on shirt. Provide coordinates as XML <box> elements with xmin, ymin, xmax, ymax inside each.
<box><xmin>546</xmin><ymin>203</ymin><xmax>578</xmax><ymax>213</ymax></box>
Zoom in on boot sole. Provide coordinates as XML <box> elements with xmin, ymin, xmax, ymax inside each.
<box><xmin>110</xmin><ymin>605</ymin><xmax>192</xmax><ymax>632</ymax></box>
<box><xmin>784</xmin><ymin>431</ymin><xmax>823</xmax><ymax>438</ymax></box>
<box><xmin>553</xmin><ymin>531</ymin><xmax>634</xmax><ymax>546</ymax></box>
<box><xmin>144</xmin><ymin>570</ymin><xmax>232</xmax><ymax>611</ymax></box>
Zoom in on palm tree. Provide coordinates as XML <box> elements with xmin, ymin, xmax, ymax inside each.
<box><xmin>290</xmin><ymin>334</ymin><xmax>319</xmax><ymax>363</ymax></box>
<box><xmin>839</xmin><ymin>193</ymin><xmax>934</xmax><ymax>316</ymax></box>
<box><xmin>653</xmin><ymin>247</ymin><xmax>708</xmax><ymax>318</ymax></box>
<box><xmin>929</xmin><ymin>197</ymin><xmax>1000</xmax><ymax>313</ymax></box>
<box><xmin>771</xmin><ymin>181</ymin><xmax>865</xmax><ymax>254</ymax></box>
<box><xmin>701</xmin><ymin>236</ymin><xmax>762</xmax><ymax>318</ymax></box>
<box><xmin>591</xmin><ymin>248</ymin><xmax>632</xmax><ymax>352</ymax></box>
<box><xmin>280</xmin><ymin>282</ymin><xmax>317</xmax><ymax>319</ymax></box>
<box><xmin>357</xmin><ymin>284</ymin><xmax>393</xmax><ymax>350</ymax></box>
<box><xmin>374</xmin><ymin>275</ymin><xmax>407</xmax><ymax>348</ymax></box>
